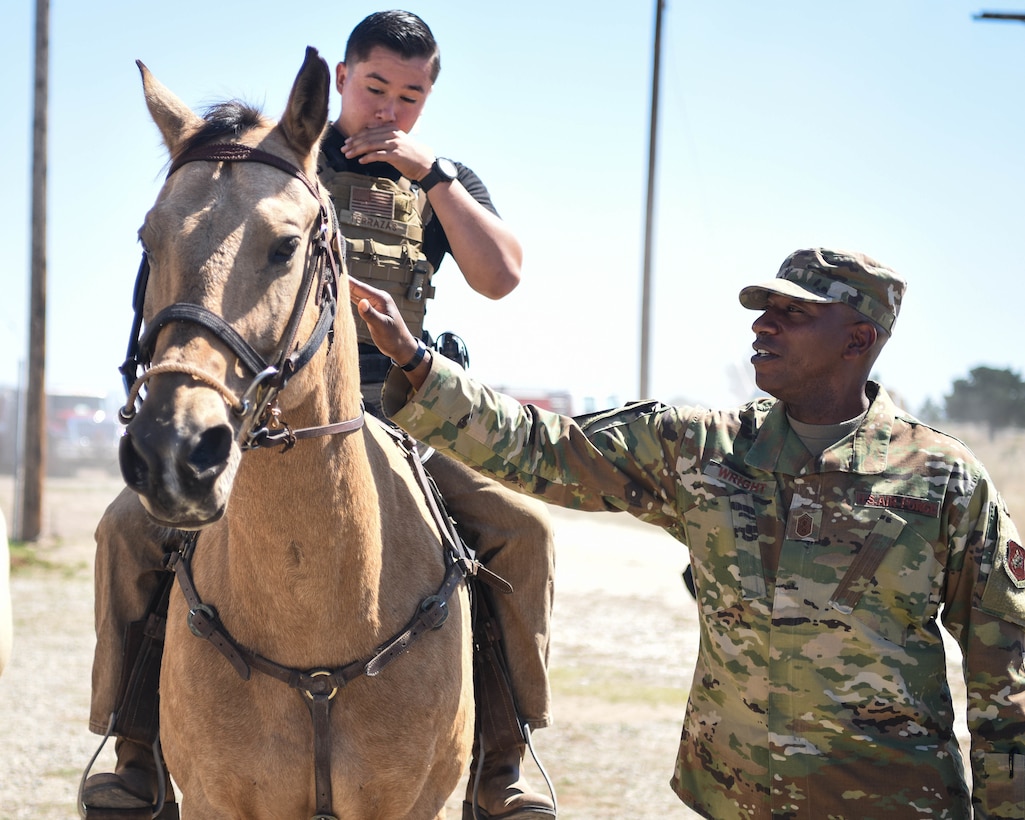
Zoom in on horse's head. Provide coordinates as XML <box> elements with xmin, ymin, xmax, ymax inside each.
<box><xmin>119</xmin><ymin>47</ymin><xmax>350</xmax><ymax>528</ymax></box>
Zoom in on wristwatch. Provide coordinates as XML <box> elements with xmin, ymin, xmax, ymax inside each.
<box><xmin>419</xmin><ymin>157</ymin><xmax>458</xmax><ymax>193</ymax></box>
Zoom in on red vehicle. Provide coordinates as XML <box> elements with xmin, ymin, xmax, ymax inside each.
<box><xmin>46</xmin><ymin>393</ymin><xmax>121</xmax><ymax>476</ymax></box>
<box><xmin>0</xmin><ymin>389</ymin><xmax>121</xmax><ymax>476</ymax></box>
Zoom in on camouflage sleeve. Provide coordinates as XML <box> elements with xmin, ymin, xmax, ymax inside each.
<box><xmin>940</xmin><ymin>471</ymin><xmax>1025</xmax><ymax>817</ymax></box>
<box><xmin>386</xmin><ymin>355</ymin><xmax>690</xmax><ymax>531</ymax></box>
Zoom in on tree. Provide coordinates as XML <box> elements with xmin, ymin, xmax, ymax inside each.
<box><xmin>945</xmin><ymin>366</ymin><xmax>1025</xmax><ymax>439</ymax></box>
<box><xmin>917</xmin><ymin>397</ymin><xmax>945</xmax><ymax>425</ymax></box>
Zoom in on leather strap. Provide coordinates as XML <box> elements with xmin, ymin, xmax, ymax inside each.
<box><xmin>305</xmin><ymin>692</ymin><xmax>336</xmax><ymax>819</ymax></box>
<box><xmin>169</xmin><ymin>143</ymin><xmax>321</xmax><ymax>203</ymax></box>
<box><xmin>119</xmin><ymin>141</ymin><xmax>345</xmax><ymax>457</ymax></box>
<box><xmin>139</xmin><ymin>303</ymin><xmax>269</xmax><ymax>379</ymax></box>
<box><xmin>375</xmin><ymin>420</ymin><xmax>513</xmax><ymax>595</ymax></box>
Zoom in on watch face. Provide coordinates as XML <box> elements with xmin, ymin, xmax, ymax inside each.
<box><xmin>437</xmin><ymin>158</ymin><xmax>458</xmax><ymax>180</ymax></box>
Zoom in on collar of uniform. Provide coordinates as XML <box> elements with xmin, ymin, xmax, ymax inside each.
<box><xmin>842</xmin><ymin>381</ymin><xmax>895</xmax><ymax>475</ymax></box>
<box><xmin>745</xmin><ymin>403</ymin><xmax>811</xmax><ymax>476</ymax></box>
<box><xmin>744</xmin><ymin>381</ymin><xmax>895</xmax><ymax>476</ymax></box>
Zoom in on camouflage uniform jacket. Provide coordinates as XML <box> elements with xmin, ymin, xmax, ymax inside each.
<box><xmin>387</xmin><ymin>357</ymin><xmax>1025</xmax><ymax>819</ymax></box>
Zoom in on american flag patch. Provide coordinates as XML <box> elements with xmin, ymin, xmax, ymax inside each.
<box><xmin>350</xmin><ymin>187</ymin><xmax>395</xmax><ymax>220</ymax></box>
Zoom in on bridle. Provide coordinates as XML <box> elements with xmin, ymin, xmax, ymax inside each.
<box><xmin>118</xmin><ymin>142</ymin><xmax>363</xmax><ymax>450</ymax></box>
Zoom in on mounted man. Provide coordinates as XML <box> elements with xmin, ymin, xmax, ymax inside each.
<box><xmin>81</xmin><ymin>11</ymin><xmax>557</xmax><ymax>820</ymax></box>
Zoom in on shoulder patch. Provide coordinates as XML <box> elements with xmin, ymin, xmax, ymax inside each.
<box><xmin>980</xmin><ymin>538</ymin><xmax>1025</xmax><ymax>628</ymax></box>
<box><xmin>1005</xmin><ymin>540</ymin><xmax>1025</xmax><ymax>588</ymax></box>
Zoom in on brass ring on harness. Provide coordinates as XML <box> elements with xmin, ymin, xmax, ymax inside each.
<box><xmin>303</xmin><ymin>669</ymin><xmax>339</xmax><ymax>701</ymax></box>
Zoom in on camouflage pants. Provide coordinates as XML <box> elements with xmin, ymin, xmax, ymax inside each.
<box><xmin>90</xmin><ymin>453</ymin><xmax>555</xmax><ymax>735</ymax></box>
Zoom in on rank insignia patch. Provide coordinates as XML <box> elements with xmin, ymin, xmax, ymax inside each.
<box><xmin>795</xmin><ymin>512</ymin><xmax>814</xmax><ymax>538</ymax></box>
<box><xmin>786</xmin><ymin>507</ymin><xmax>821</xmax><ymax>541</ymax></box>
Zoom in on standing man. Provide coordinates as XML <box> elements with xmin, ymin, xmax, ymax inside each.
<box><xmin>354</xmin><ymin>247</ymin><xmax>1025</xmax><ymax>819</ymax></box>
<box><xmin>83</xmin><ymin>12</ymin><xmax>557</xmax><ymax>820</ymax></box>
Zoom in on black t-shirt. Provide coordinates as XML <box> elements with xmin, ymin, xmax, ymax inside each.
<box><xmin>319</xmin><ymin>126</ymin><xmax>500</xmax><ymax>272</ymax></box>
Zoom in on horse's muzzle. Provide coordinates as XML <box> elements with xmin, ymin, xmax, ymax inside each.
<box><xmin>119</xmin><ymin>419</ymin><xmax>236</xmax><ymax>528</ymax></box>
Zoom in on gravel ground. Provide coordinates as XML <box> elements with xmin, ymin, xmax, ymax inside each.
<box><xmin>2</xmin><ymin>442</ymin><xmax>982</xmax><ymax>820</ymax></box>
<box><xmin>0</xmin><ymin>472</ymin><xmax>702</xmax><ymax>819</ymax></box>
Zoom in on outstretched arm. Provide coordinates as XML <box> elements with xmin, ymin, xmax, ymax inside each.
<box><xmin>350</xmin><ymin>276</ymin><xmax>687</xmax><ymax>525</ymax></box>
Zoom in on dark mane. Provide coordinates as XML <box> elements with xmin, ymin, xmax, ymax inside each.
<box><xmin>173</xmin><ymin>100</ymin><xmax>267</xmax><ymax>161</ymax></box>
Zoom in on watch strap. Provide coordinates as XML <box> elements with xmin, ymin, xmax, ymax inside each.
<box><xmin>419</xmin><ymin>159</ymin><xmax>454</xmax><ymax>193</ymax></box>
<box><xmin>394</xmin><ymin>339</ymin><xmax>427</xmax><ymax>372</ymax></box>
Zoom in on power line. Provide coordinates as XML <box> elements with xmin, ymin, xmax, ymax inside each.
<box><xmin>975</xmin><ymin>11</ymin><xmax>1025</xmax><ymax>22</ymax></box>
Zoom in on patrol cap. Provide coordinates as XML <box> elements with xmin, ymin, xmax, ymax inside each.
<box><xmin>739</xmin><ymin>248</ymin><xmax>906</xmax><ymax>333</ymax></box>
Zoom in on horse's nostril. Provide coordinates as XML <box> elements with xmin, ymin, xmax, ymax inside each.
<box><xmin>189</xmin><ymin>425</ymin><xmax>233</xmax><ymax>476</ymax></box>
<box><xmin>119</xmin><ymin>433</ymin><xmax>149</xmax><ymax>490</ymax></box>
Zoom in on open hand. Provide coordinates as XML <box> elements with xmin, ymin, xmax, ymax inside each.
<box><xmin>349</xmin><ymin>277</ymin><xmax>424</xmax><ymax>369</ymax></box>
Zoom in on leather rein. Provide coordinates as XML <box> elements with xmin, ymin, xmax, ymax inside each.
<box><xmin>118</xmin><ymin>142</ymin><xmax>363</xmax><ymax>450</ymax></box>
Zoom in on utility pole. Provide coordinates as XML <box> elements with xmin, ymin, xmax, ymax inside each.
<box><xmin>19</xmin><ymin>0</ymin><xmax>49</xmax><ymax>541</ymax></box>
<box><xmin>639</xmin><ymin>0</ymin><xmax>665</xmax><ymax>399</ymax></box>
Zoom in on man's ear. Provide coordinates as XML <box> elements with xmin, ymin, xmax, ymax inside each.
<box><xmin>844</xmin><ymin>322</ymin><xmax>878</xmax><ymax>359</ymax></box>
<box><xmin>335</xmin><ymin>62</ymin><xmax>347</xmax><ymax>95</ymax></box>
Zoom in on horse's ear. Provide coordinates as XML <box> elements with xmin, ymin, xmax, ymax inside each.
<box><xmin>279</xmin><ymin>46</ymin><xmax>331</xmax><ymax>160</ymax></box>
<box><xmin>137</xmin><ymin>60</ymin><xmax>205</xmax><ymax>156</ymax></box>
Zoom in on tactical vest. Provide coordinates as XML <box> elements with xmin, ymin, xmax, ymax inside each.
<box><xmin>319</xmin><ymin>164</ymin><xmax>436</xmax><ymax>346</ymax></box>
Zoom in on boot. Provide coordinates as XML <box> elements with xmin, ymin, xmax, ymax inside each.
<box><xmin>81</xmin><ymin>737</ymin><xmax>179</xmax><ymax>819</ymax></box>
<box><xmin>463</xmin><ymin>742</ymin><xmax>556</xmax><ymax>820</ymax></box>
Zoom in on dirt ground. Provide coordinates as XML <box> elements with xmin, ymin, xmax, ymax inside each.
<box><xmin>2</xmin><ymin>420</ymin><xmax>1014</xmax><ymax>819</ymax></box>
<box><xmin>0</xmin><ymin>470</ymin><xmax>701</xmax><ymax>819</ymax></box>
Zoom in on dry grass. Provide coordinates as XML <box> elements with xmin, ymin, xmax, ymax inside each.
<box><xmin>946</xmin><ymin>423</ymin><xmax>1025</xmax><ymax>520</ymax></box>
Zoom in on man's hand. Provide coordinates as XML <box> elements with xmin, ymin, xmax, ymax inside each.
<box><xmin>349</xmin><ymin>277</ymin><xmax>430</xmax><ymax>384</ymax></box>
<box><xmin>342</xmin><ymin>126</ymin><xmax>433</xmax><ymax>182</ymax></box>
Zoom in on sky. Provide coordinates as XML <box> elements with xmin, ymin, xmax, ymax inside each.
<box><xmin>3</xmin><ymin>1</ymin><xmax>1025</xmax><ymax>417</ymax></box>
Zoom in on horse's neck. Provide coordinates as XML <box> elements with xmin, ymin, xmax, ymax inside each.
<box><xmin>214</xmin><ymin>361</ymin><xmax>387</xmax><ymax>653</ymax></box>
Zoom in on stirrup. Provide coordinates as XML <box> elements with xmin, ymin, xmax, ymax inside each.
<box><xmin>466</xmin><ymin>723</ymin><xmax>558</xmax><ymax>820</ymax></box>
<box><xmin>79</xmin><ymin>713</ymin><xmax>175</xmax><ymax>819</ymax></box>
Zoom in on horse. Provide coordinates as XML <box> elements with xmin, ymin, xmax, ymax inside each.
<box><xmin>116</xmin><ymin>47</ymin><xmax>474</xmax><ymax>819</ymax></box>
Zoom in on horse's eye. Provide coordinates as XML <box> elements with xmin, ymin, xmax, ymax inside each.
<box><xmin>270</xmin><ymin>236</ymin><xmax>301</xmax><ymax>264</ymax></box>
